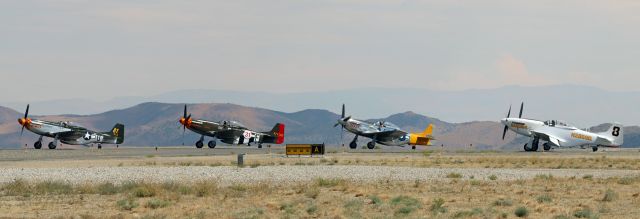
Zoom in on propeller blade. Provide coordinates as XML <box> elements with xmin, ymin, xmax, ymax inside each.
<box><xmin>186</xmin><ymin>114</ymin><xmax>191</xmax><ymax>120</ymax></box>
<box><xmin>183</xmin><ymin>104</ymin><xmax>187</xmax><ymax>119</ymax></box>
<box><xmin>341</xmin><ymin>104</ymin><xmax>345</xmax><ymax>119</ymax></box>
<box><xmin>506</xmin><ymin>105</ymin><xmax>511</xmax><ymax>118</ymax></box>
<box><xmin>20</xmin><ymin>126</ymin><xmax>24</xmax><ymax>137</ymax></box>
<box><xmin>502</xmin><ymin>125</ymin><xmax>508</xmax><ymax>140</ymax></box>
<box><xmin>333</xmin><ymin>123</ymin><xmax>339</xmax><ymax>128</ymax></box>
<box><xmin>343</xmin><ymin>116</ymin><xmax>351</xmax><ymax>122</ymax></box>
<box><xmin>182</xmin><ymin>126</ymin><xmax>185</xmax><ymax>146</ymax></box>
<box><xmin>24</xmin><ymin>104</ymin><xmax>29</xmax><ymax>119</ymax></box>
<box><xmin>518</xmin><ymin>102</ymin><xmax>524</xmax><ymax>118</ymax></box>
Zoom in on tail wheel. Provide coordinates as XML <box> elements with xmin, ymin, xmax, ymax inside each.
<box><xmin>349</xmin><ymin>141</ymin><xmax>357</xmax><ymax>149</ymax></box>
<box><xmin>207</xmin><ymin>141</ymin><xmax>216</xmax><ymax>149</ymax></box>
<box><xmin>195</xmin><ymin>141</ymin><xmax>204</xmax><ymax>148</ymax></box>
<box><xmin>34</xmin><ymin>141</ymin><xmax>42</xmax><ymax>149</ymax></box>
<box><xmin>258</xmin><ymin>144</ymin><xmax>262</xmax><ymax>149</ymax></box>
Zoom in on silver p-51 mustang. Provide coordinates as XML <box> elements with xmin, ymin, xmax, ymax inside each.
<box><xmin>335</xmin><ymin>104</ymin><xmax>434</xmax><ymax>150</ymax></box>
<box><xmin>501</xmin><ymin>103</ymin><xmax>623</xmax><ymax>152</ymax></box>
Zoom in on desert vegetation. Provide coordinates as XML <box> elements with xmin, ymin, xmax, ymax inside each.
<box><xmin>1</xmin><ymin>175</ymin><xmax>639</xmax><ymax>218</ymax></box>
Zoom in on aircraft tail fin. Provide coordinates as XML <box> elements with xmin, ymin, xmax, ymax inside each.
<box><xmin>265</xmin><ymin>123</ymin><xmax>285</xmax><ymax>144</ymax></box>
<box><xmin>599</xmin><ymin>123</ymin><xmax>623</xmax><ymax>146</ymax></box>
<box><xmin>106</xmin><ymin>123</ymin><xmax>125</xmax><ymax>144</ymax></box>
<box><xmin>410</xmin><ymin>124</ymin><xmax>435</xmax><ymax>146</ymax></box>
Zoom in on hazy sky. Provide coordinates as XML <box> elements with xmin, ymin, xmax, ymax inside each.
<box><xmin>1</xmin><ymin>0</ymin><xmax>639</xmax><ymax>102</ymax></box>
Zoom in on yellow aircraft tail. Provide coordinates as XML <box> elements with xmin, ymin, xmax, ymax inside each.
<box><xmin>409</xmin><ymin>124</ymin><xmax>435</xmax><ymax>146</ymax></box>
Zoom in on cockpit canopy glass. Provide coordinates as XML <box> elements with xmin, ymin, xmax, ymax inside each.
<box><xmin>544</xmin><ymin>120</ymin><xmax>569</xmax><ymax>127</ymax></box>
<box><xmin>373</xmin><ymin>121</ymin><xmax>400</xmax><ymax>130</ymax></box>
<box><xmin>221</xmin><ymin>121</ymin><xmax>246</xmax><ymax>128</ymax></box>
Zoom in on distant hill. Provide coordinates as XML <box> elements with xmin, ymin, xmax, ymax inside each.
<box><xmin>0</xmin><ymin>103</ymin><xmax>637</xmax><ymax>149</ymax></box>
<box><xmin>5</xmin><ymin>85</ymin><xmax>640</xmax><ymax>126</ymax></box>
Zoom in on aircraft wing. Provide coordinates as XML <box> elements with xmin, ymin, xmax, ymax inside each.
<box><xmin>363</xmin><ymin>129</ymin><xmax>408</xmax><ymax>140</ymax></box>
<box><xmin>531</xmin><ymin>130</ymin><xmax>563</xmax><ymax>146</ymax></box>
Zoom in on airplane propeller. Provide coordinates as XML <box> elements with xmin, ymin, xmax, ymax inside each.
<box><xmin>17</xmin><ymin>104</ymin><xmax>31</xmax><ymax>137</ymax></box>
<box><xmin>502</xmin><ymin>102</ymin><xmax>523</xmax><ymax>140</ymax></box>
<box><xmin>501</xmin><ymin>105</ymin><xmax>511</xmax><ymax>140</ymax></box>
<box><xmin>179</xmin><ymin>104</ymin><xmax>193</xmax><ymax>145</ymax></box>
<box><xmin>334</xmin><ymin>104</ymin><xmax>349</xmax><ymax>146</ymax></box>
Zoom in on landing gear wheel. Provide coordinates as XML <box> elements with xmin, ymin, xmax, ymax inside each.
<box><xmin>258</xmin><ymin>144</ymin><xmax>263</xmax><ymax>149</ymax></box>
<box><xmin>592</xmin><ymin>146</ymin><xmax>598</xmax><ymax>152</ymax></box>
<box><xmin>349</xmin><ymin>141</ymin><xmax>357</xmax><ymax>149</ymax></box>
<box><xmin>531</xmin><ymin>138</ymin><xmax>539</xmax><ymax>151</ymax></box>
<box><xmin>207</xmin><ymin>140</ymin><xmax>216</xmax><ymax>149</ymax></box>
<box><xmin>543</xmin><ymin>143</ymin><xmax>551</xmax><ymax>151</ymax></box>
<box><xmin>195</xmin><ymin>140</ymin><xmax>204</xmax><ymax>148</ymax></box>
<box><xmin>412</xmin><ymin>146</ymin><xmax>416</xmax><ymax>150</ymax></box>
<box><xmin>48</xmin><ymin>142</ymin><xmax>57</xmax><ymax>150</ymax></box>
<box><xmin>367</xmin><ymin>142</ymin><xmax>375</xmax><ymax>150</ymax></box>
<box><xmin>524</xmin><ymin>143</ymin><xmax>534</xmax><ymax>152</ymax></box>
<box><xmin>98</xmin><ymin>144</ymin><xmax>102</xmax><ymax>149</ymax></box>
<box><xmin>34</xmin><ymin>141</ymin><xmax>42</xmax><ymax>149</ymax></box>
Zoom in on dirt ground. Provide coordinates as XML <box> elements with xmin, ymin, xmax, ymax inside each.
<box><xmin>0</xmin><ymin>148</ymin><xmax>639</xmax><ymax>218</ymax></box>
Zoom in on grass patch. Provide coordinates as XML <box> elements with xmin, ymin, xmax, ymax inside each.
<box><xmin>534</xmin><ymin>174</ymin><xmax>554</xmax><ymax>180</ymax></box>
<box><xmin>428</xmin><ymin>197</ymin><xmax>446</xmax><ymax>215</ymax></box>
<box><xmin>488</xmin><ymin>175</ymin><xmax>498</xmax><ymax>181</ymax></box>
<box><xmin>193</xmin><ymin>181</ymin><xmax>217</xmax><ymax>197</ymax></box>
<box><xmin>33</xmin><ymin>181</ymin><xmax>73</xmax><ymax>195</ymax></box>
<box><xmin>145</xmin><ymin>198</ymin><xmax>171</xmax><ymax>209</ymax></box>
<box><xmin>367</xmin><ymin>195</ymin><xmax>383</xmax><ymax>205</ymax></box>
<box><xmin>617</xmin><ymin>176</ymin><xmax>637</xmax><ymax>185</ymax></box>
<box><xmin>132</xmin><ymin>184</ymin><xmax>156</xmax><ymax>198</ymax></box>
<box><xmin>315</xmin><ymin>178</ymin><xmax>344</xmax><ymax>187</ymax></box>
<box><xmin>389</xmin><ymin>195</ymin><xmax>421</xmax><ymax>216</ymax></box>
<box><xmin>536</xmin><ymin>194</ymin><xmax>553</xmax><ymax>203</ymax></box>
<box><xmin>97</xmin><ymin>182</ymin><xmax>120</xmax><ymax>195</ymax></box>
<box><xmin>514</xmin><ymin>206</ymin><xmax>529</xmax><ymax>217</ymax></box>
<box><xmin>453</xmin><ymin>208</ymin><xmax>483</xmax><ymax>218</ymax></box>
<box><xmin>602</xmin><ymin>189</ymin><xmax>617</xmax><ymax>202</ymax></box>
<box><xmin>446</xmin><ymin>172</ymin><xmax>463</xmax><ymax>178</ymax></box>
<box><xmin>116</xmin><ymin>198</ymin><xmax>139</xmax><ymax>211</ymax></box>
<box><xmin>574</xmin><ymin>208</ymin><xmax>595</xmax><ymax>218</ymax></box>
<box><xmin>2</xmin><ymin>179</ymin><xmax>31</xmax><ymax>197</ymax></box>
<box><xmin>343</xmin><ymin>198</ymin><xmax>363</xmax><ymax>217</ymax></box>
<box><xmin>583</xmin><ymin>174</ymin><xmax>594</xmax><ymax>180</ymax></box>
<box><xmin>492</xmin><ymin>198</ymin><xmax>513</xmax><ymax>207</ymax></box>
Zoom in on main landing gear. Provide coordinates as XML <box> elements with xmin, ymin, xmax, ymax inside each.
<box><xmin>367</xmin><ymin>141</ymin><xmax>376</xmax><ymax>150</ymax></box>
<box><xmin>349</xmin><ymin>135</ymin><xmax>358</xmax><ymax>149</ymax></box>
<box><xmin>208</xmin><ymin>140</ymin><xmax>216</xmax><ymax>149</ymax></box>
<box><xmin>48</xmin><ymin>141</ymin><xmax>57</xmax><ymax>150</ymax></box>
<box><xmin>592</xmin><ymin>146</ymin><xmax>598</xmax><ymax>152</ymax></box>
<box><xmin>34</xmin><ymin>136</ymin><xmax>43</xmax><ymax>149</ymax></box>
<box><xmin>524</xmin><ymin>137</ymin><xmax>540</xmax><ymax>152</ymax></box>
<box><xmin>543</xmin><ymin>143</ymin><xmax>551</xmax><ymax>151</ymax></box>
<box><xmin>195</xmin><ymin>136</ymin><xmax>204</xmax><ymax>148</ymax></box>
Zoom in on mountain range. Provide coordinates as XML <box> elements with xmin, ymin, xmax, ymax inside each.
<box><xmin>0</xmin><ymin>102</ymin><xmax>638</xmax><ymax>149</ymax></box>
<box><xmin>5</xmin><ymin>85</ymin><xmax>640</xmax><ymax>126</ymax></box>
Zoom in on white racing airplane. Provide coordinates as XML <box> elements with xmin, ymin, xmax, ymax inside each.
<box><xmin>501</xmin><ymin>103</ymin><xmax>623</xmax><ymax>152</ymax></box>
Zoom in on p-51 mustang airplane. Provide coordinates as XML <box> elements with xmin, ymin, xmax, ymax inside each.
<box><xmin>178</xmin><ymin>105</ymin><xmax>285</xmax><ymax>148</ymax></box>
<box><xmin>17</xmin><ymin>105</ymin><xmax>125</xmax><ymax>149</ymax></box>
<box><xmin>501</xmin><ymin>103</ymin><xmax>623</xmax><ymax>152</ymax></box>
<box><xmin>334</xmin><ymin>104</ymin><xmax>435</xmax><ymax>150</ymax></box>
